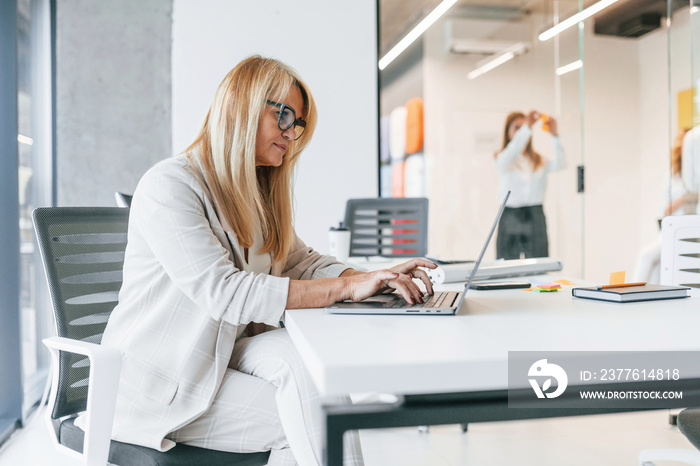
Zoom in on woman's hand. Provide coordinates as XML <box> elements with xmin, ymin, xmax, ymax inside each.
<box><xmin>344</xmin><ymin>259</ymin><xmax>437</xmax><ymax>305</ymax></box>
<box><xmin>343</xmin><ymin>270</ymin><xmax>401</xmax><ymax>302</ymax></box>
<box><xmin>526</xmin><ymin>110</ymin><xmax>540</xmax><ymax>127</ymax></box>
<box><xmin>388</xmin><ymin>258</ymin><xmax>437</xmax><ymax>296</ymax></box>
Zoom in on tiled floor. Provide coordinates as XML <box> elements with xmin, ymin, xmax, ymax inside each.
<box><xmin>0</xmin><ymin>408</ymin><xmax>696</xmax><ymax>465</ymax></box>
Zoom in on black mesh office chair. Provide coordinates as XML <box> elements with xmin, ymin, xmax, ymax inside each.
<box><xmin>33</xmin><ymin>207</ymin><xmax>269</xmax><ymax>466</ymax></box>
<box><xmin>344</xmin><ymin>197</ymin><xmax>429</xmax><ymax>258</ymax></box>
<box><xmin>638</xmin><ymin>408</ymin><xmax>700</xmax><ymax>465</ymax></box>
<box><xmin>638</xmin><ymin>217</ymin><xmax>700</xmax><ymax>465</ymax></box>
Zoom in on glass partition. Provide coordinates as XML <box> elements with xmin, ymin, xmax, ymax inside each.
<box><xmin>380</xmin><ymin>1</ymin><xmax>583</xmax><ymax>275</ymax></box>
<box><xmin>379</xmin><ymin>0</ymin><xmax>699</xmax><ymax>282</ymax></box>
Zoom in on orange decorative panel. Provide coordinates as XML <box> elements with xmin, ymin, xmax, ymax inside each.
<box><xmin>405</xmin><ymin>97</ymin><xmax>424</xmax><ymax>154</ymax></box>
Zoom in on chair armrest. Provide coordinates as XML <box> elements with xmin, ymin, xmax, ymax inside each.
<box><xmin>43</xmin><ymin>337</ymin><xmax>122</xmax><ymax>466</ymax></box>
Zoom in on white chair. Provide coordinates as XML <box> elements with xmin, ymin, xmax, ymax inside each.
<box><xmin>660</xmin><ymin>215</ymin><xmax>700</xmax><ymax>291</ymax></box>
<box><xmin>639</xmin><ymin>215</ymin><xmax>700</xmax><ymax>465</ymax></box>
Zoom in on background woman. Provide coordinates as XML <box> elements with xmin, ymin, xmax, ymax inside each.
<box><xmin>633</xmin><ymin>128</ymin><xmax>698</xmax><ymax>283</ymax></box>
<box><xmin>493</xmin><ymin>110</ymin><xmax>565</xmax><ymax>260</ymax></box>
<box><xmin>101</xmin><ymin>56</ymin><xmax>436</xmax><ymax>466</ymax></box>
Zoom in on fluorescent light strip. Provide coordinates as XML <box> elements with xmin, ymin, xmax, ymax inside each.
<box><xmin>378</xmin><ymin>0</ymin><xmax>458</xmax><ymax>70</ymax></box>
<box><xmin>538</xmin><ymin>0</ymin><xmax>618</xmax><ymax>42</ymax></box>
<box><xmin>18</xmin><ymin>134</ymin><xmax>34</xmax><ymax>146</ymax></box>
<box><xmin>467</xmin><ymin>51</ymin><xmax>516</xmax><ymax>80</ymax></box>
<box><xmin>556</xmin><ymin>59</ymin><xmax>583</xmax><ymax>76</ymax></box>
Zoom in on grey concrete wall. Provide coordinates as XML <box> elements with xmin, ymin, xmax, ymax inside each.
<box><xmin>56</xmin><ymin>0</ymin><xmax>172</xmax><ymax>206</ymax></box>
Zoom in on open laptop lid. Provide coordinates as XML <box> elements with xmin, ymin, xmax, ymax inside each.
<box><xmin>449</xmin><ymin>190</ymin><xmax>511</xmax><ymax>311</ymax></box>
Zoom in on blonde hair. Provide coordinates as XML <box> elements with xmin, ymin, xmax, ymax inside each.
<box><xmin>186</xmin><ymin>56</ymin><xmax>317</xmax><ymax>264</ymax></box>
<box><xmin>672</xmin><ymin>128</ymin><xmax>690</xmax><ymax>176</ymax></box>
<box><xmin>495</xmin><ymin>111</ymin><xmax>544</xmax><ymax>170</ymax></box>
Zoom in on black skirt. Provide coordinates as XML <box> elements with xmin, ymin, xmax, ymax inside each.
<box><xmin>496</xmin><ymin>205</ymin><xmax>549</xmax><ymax>260</ymax></box>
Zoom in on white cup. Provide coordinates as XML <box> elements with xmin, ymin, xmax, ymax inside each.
<box><xmin>329</xmin><ymin>223</ymin><xmax>351</xmax><ymax>262</ymax></box>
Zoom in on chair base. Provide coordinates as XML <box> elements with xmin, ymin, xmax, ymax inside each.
<box><xmin>60</xmin><ymin>418</ymin><xmax>270</xmax><ymax>466</ymax></box>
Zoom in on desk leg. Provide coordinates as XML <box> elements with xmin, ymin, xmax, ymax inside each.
<box><xmin>324</xmin><ymin>410</ymin><xmax>346</xmax><ymax>466</ymax></box>
<box><xmin>323</xmin><ymin>402</ymin><xmax>407</xmax><ymax>466</ymax></box>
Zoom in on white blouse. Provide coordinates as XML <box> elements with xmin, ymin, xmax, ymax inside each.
<box><xmin>682</xmin><ymin>126</ymin><xmax>700</xmax><ymax>214</ymax></box>
<box><xmin>494</xmin><ymin>125</ymin><xmax>565</xmax><ymax>208</ymax></box>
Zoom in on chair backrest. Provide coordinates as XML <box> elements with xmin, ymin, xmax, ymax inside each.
<box><xmin>344</xmin><ymin>197</ymin><xmax>428</xmax><ymax>258</ymax></box>
<box><xmin>660</xmin><ymin>215</ymin><xmax>700</xmax><ymax>288</ymax></box>
<box><xmin>33</xmin><ymin>207</ymin><xmax>129</xmax><ymax>420</ymax></box>
<box><xmin>114</xmin><ymin>192</ymin><xmax>133</xmax><ymax>208</ymax></box>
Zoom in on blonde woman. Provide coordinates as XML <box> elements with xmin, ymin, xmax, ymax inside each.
<box><xmin>668</xmin><ymin>128</ymin><xmax>698</xmax><ymax>216</ymax></box>
<box><xmin>493</xmin><ymin>110</ymin><xmax>565</xmax><ymax>260</ymax></box>
<box><xmin>101</xmin><ymin>56</ymin><xmax>436</xmax><ymax>466</ymax></box>
<box><xmin>633</xmin><ymin>129</ymin><xmax>698</xmax><ymax>283</ymax></box>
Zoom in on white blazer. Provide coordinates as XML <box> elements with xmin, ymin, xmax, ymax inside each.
<box><xmin>101</xmin><ymin>154</ymin><xmax>347</xmax><ymax>451</ymax></box>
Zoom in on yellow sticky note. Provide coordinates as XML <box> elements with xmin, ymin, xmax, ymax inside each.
<box><xmin>609</xmin><ymin>271</ymin><xmax>626</xmax><ymax>285</ymax></box>
<box><xmin>553</xmin><ymin>279</ymin><xmax>577</xmax><ymax>286</ymax></box>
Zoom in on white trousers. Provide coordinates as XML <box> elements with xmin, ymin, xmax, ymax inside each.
<box><xmin>168</xmin><ymin>329</ymin><xmax>364</xmax><ymax>466</ymax></box>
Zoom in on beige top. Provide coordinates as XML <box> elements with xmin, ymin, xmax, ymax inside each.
<box><xmin>236</xmin><ymin>227</ymin><xmax>272</xmax><ymax>340</ymax></box>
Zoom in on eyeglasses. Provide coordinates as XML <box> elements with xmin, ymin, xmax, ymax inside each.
<box><xmin>265</xmin><ymin>100</ymin><xmax>306</xmax><ymax>140</ymax></box>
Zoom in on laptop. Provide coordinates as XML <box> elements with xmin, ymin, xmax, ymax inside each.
<box><xmin>326</xmin><ymin>191</ymin><xmax>511</xmax><ymax>315</ymax></box>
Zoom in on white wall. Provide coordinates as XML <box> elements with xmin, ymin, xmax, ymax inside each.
<box><xmin>580</xmin><ymin>22</ymin><xmax>643</xmax><ymax>282</ymax></box>
<box><xmin>636</xmin><ymin>25</ymin><xmax>671</xmax><ymax>264</ymax></box>
<box><xmin>172</xmin><ymin>0</ymin><xmax>378</xmax><ymax>252</ymax></box>
<box><xmin>56</xmin><ymin>0</ymin><xmax>172</xmax><ymax>206</ymax></box>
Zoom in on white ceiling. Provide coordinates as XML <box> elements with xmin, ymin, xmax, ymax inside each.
<box><xmin>380</xmin><ymin>0</ymin><xmax>587</xmax><ymax>55</ymax></box>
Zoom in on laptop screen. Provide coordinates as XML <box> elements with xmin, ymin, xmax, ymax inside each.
<box><xmin>463</xmin><ymin>191</ymin><xmax>511</xmax><ymax>293</ymax></box>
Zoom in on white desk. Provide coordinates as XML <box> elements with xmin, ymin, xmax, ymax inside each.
<box><xmin>285</xmin><ymin>276</ymin><xmax>700</xmax><ymax>465</ymax></box>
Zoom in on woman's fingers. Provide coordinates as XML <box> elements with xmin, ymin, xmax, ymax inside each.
<box><xmin>382</xmin><ymin>273</ymin><xmax>416</xmax><ymax>304</ymax></box>
<box><xmin>391</xmin><ymin>258</ymin><xmax>437</xmax><ymax>274</ymax></box>
<box><xmin>387</xmin><ymin>260</ymin><xmax>437</xmax><ymax>301</ymax></box>
<box><xmin>370</xmin><ymin>264</ymin><xmax>438</xmax><ymax>304</ymax></box>
<box><xmin>411</xmin><ymin>258</ymin><xmax>438</xmax><ymax>270</ymax></box>
<box><xmin>393</xmin><ymin>273</ymin><xmax>424</xmax><ymax>304</ymax></box>
<box><xmin>412</xmin><ymin>268</ymin><xmax>434</xmax><ymax>295</ymax></box>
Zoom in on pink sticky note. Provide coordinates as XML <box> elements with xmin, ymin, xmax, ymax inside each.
<box><xmin>537</xmin><ymin>283</ymin><xmax>562</xmax><ymax>290</ymax></box>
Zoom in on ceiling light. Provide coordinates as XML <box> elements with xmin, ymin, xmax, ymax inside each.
<box><xmin>467</xmin><ymin>52</ymin><xmax>515</xmax><ymax>80</ymax></box>
<box><xmin>467</xmin><ymin>43</ymin><xmax>528</xmax><ymax>80</ymax></box>
<box><xmin>378</xmin><ymin>0</ymin><xmax>458</xmax><ymax>71</ymax></box>
<box><xmin>538</xmin><ymin>0</ymin><xmax>618</xmax><ymax>42</ymax></box>
<box><xmin>555</xmin><ymin>59</ymin><xmax>583</xmax><ymax>76</ymax></box>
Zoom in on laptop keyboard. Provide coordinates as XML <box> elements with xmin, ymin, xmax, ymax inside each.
<box><xmin>388</xmin><ymin>291</ymin><xmax>456</xmax><ymax>308</ymax></box>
